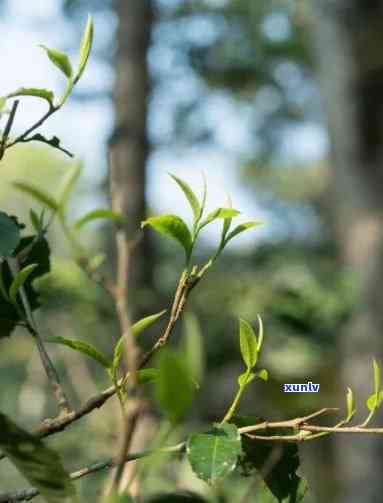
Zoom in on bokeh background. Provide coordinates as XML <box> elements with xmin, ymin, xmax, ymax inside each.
<box><xmin>0</xmin><ymin>1</ymin><xmax>382</xmax><ymax>502</ymax></box>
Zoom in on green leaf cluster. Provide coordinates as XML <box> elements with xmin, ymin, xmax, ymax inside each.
<box><xmin>142</xmin><ymin>174</ymin><xmax>262</xmax><ymax>267</ymax></box>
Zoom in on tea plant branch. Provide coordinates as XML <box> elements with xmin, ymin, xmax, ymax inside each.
<box><xmin>5</xmin><ymin>104</ymin><xmax>56</xmax><ymax>150</ymax></box>
<box><xmin>0</xmin><ymin>99</ymin><xmax>19</xmax><ymax>160</ymax></box>
<box><xmin>139</xmin><ymin>267</ymin><xmax>200</xmax><ymax>368</ymax></box>
<box><xmin>18</xmin><ymin>134</ymin><xmax>74</xmax><ymax>157</ymax></box>
<box><xmin>7</xmin><ymin>408</ymin><xmax>383</xmax><ymax>503</ymax></box>
<box><xmin>7</xmin><ymin>258</ymin><xmax>71</xmax><ymax>416</ymax></box>
<box><xmin>108</xmin><ymin>152</ymin><xmax>143</xmax><ymax>493</ymax></box>
<box><xmin>0</xmin><ymin>443</ymin><xmax>186</xmax><ymax>503</ymax></box>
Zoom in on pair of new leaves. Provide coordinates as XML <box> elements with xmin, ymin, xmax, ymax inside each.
<box><xmin>0</xmin><ymin>16</ymin><xmax>93</xmax><ymax>112</ymax></box>
<box><xmin>342</xmin><ymin>359</ymin><xmax>383</xmax><ymax>427</ymax></box>
<box><xmin>142</xmin><ymin>174</ymin><xmax>261</xmax><ymax>265</ymax></box>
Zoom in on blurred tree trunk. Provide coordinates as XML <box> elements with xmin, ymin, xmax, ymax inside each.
<box><xmin>311</xmin><ymin>2</ymin><xmax>383</xmax><ymax>501</ymax></box>
<box><xmin>109</xmin><ymin>0</ymin><xmax>155</xmax><ymax>315</ymax></box>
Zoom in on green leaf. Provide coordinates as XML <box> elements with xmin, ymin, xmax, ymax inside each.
<box><xmin>0</xmin><ymin>97</ymin><xmax>6</xmax><ymax>113</ymax></box>
<box><xmin>346</xmin><ymin>387</ymin><xmax>356</xmax><ymax>421</ymax></box>
<box><xmin>238</xmin><ymin>371</ymin><xmax>255</xmax><ymax>388</ymax></box>
<box><xmin>47</xmin><ymin>336</ymin><xmax>111</xmax><ymax>369</ymax></box>
<box><xmin>146</xmin><ymin>493</ymin><xmax>208</xmax><ymax>503</ymax></box>
<box><xmin>366</xmin><ymin>390</ymin><xmax>383</xmax><ymax>412</ymax></box>
<box><xmin>0</xmin><ymin>212</ymin><xmax>20</xmax><ymax>257</ymax></box>
<box><xmin>239</xmin><ymin>318</ymin><xmax>258</xmax><ymax>370</ymax></box>
<box><xmin>0</xmin><ymin>412</ymin><xmax>76</xmax><ymax>502</ymax></box>
<box><xmin>132</xmin><ymin>309</ymin><xmax>167</xmax><ymax>337</ymax></box>
<box><xmin>74</xmin><ymin>15</ymin><xmax>94</xmax><ymax>84</ymax></box>
<box><xmin>112</xmin><ymin>310</ymin><xmax>166</xmax><ymax>372</ymax></box>
<box><xmin>256</xmin><ymin>314</ymin><xmax>264</xmax><ymax>351</ymax></box>
<box><xmin>224</xmin><ymin>220</ymin><xmax>263</xmax><ymax>245</ymax></box>
<box><xmin>29</xmin><ymin>209</ymin><xmax>42</xmax><ymax>233</ymax></box>
<box><xmin>58</xmin><ymin>162</ymin><xmax>82</xmax><ymax>211</ymax></box>
<box><xmin>170</xmin><ymin>174</ymin><xmax>201</xmax><ymax>224</ymax></box>
<box><xmin>155</xmin><ymin>350</ymin><xmax>195</xmax><ymax>423</ymax></box>
<box><xmin>199</xmin><ymin>208</ymin><xmax>240</xmax><ymax>230</ymax></box>
<box><xmin>0</xmin><ymin>271</ymin><xmax>9</xmax><ymax>301</ymax></box>
<box><xmin>137</xmin><ymin>368</ymin><xmax>159</xmax><ymax>385</ymax></box>
<box><xmin>373</xmin><ymin>358</ymin><xmax>381</xmax><ymax>397</ymax></box>
<box><xmin>13</xmin><ymin>181</ymin><xmax>59</xmax><ymax>211</ymax></box>
<box><xmin>183</xmin><ymin>312</ymin><xmax>204</xmax><ymax>384</ymax></box>
<box><xmin>233</xmin><ymin>416</ymin><xmax>308</xmax><ymax>502</ymax></box>
<box><xmin>106</xmin><ymin>494</ymin><xmax>136</xmax><ymax>503</ymax></box>
<box><xmin>200</xmin><ymin>172</ymin><xmax>207</xmax><ymax>218</ymax></box>
<box><xmin>9</xmin><ymin>263</ymin><xmax>38</xmax><ymax>305</ymax></box>
<box><xmin>87</xmin><ymin>253</ymin><xmax>106</xmax><ymax>272</ymax></box>
<box><xmin>187</xmin><ymin>423</ymin><xmax>242</xmax><ymax>484</ymax></box>
<box><xmin>255</xmin><ymin>368</ymin><xmax>268</xmax><ymax>381</ymax></box>
<box><xmin>39</xmin><ymin>45</ymin><xmax>73</xmax><ymax>79</ymax></box>
<box><xmin>74</xmin><ymin>209</ymin><xmax>127</xmax><ymax>231</ymax></box>
<box><xmin>0</xmin><ymin>235</ymin><xmax>51</xmax><ymax>339</ymax></box>
<box><xmin>6</xmin><ymin>87</ymin><xmax>54</xmax><ymax>105</ymax></box>
<box><xmin>220</xmin><ymin>192</ymin><xmax>234</xmax><ymax>243</ymax></box>
<box><xmin>366</xmin><ymin>359</ymin><xmax>383</xmax><ymax>412</ymax></box>
<box><xmin>142</xmin><ymin>215</ymin><xmax>192</xmax><ymax>260</ymax></box>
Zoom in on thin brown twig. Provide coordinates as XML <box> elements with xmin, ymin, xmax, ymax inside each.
<box><xmin>0</xmin><ymin>443</ymin><xmax>186</xmax><ymax>503</ymax></box>
<box><xmin>5</xmin><ymin>105</ymin><xmax>56</xmax><ymax>151</ymax></box>
<box><xmin>7</xmin><ymin>258</ymin><xmax>71</xmax><ymax>416</ymax></box>
<box><xmin>238</xmin><ymin>408</ymin><xmax>339</xmax><ymax>435</ymax></box>
<box><xmin>301</xmin><ymin>425</ymin><xmax>383</xmax><ymax>434</ymax></box>
<box><xmin>108</xmin><ymin>151</ymin><xmax>142</xmax><ymax>494</ymax></box>
<box><xmin>0</xmin><ymin>100</ymin><xmax>19</xmax><ymax>159</ymax></box>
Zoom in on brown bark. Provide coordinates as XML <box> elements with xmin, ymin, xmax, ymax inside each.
<box><xmin>311</xmin><ymin>2</ymin><xmax>383</xmax><ymax>501</ymax></box>
<box><xmin>109</xmin><ymin>0</ymin><xmax>154</xmax><ymax>315</ymax></box>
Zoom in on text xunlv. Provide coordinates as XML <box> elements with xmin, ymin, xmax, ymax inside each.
<box><xmin>283</xmin><ymin>382</ymin><xmax>320</xmax><ymax>393</ymax></box>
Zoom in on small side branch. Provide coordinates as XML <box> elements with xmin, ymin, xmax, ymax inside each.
<box><xmin>7</xmin><ymin>258</ymin><xmax>71</xmax><ymax>416</ymax></box>
<box><xmin>0</xmin><ymin>443</ymin><xmax>186</xmax><ymax>502</ymax></box>
<box><xmin>0</xmin><ymin>100</ymin><xmax>19</xmax><ymax>160</ymax></box>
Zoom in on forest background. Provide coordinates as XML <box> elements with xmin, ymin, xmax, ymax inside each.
<box><xmin>1</xmin><ymin>1</ymin><xmax>381</xmax><ymax>502</ymax></box>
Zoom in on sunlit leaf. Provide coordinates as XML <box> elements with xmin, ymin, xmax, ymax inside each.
<box><xmin>238</xmin><ymin>371</ymin><xmax>255</xmax><ymax>388</ymax></box>
<box><xmin>74</xmin><ymin>15</ymin><xmax>94</xmax><ymax>84</ymax></box>
<box><xmin>239</xmin><ymin>318</ymin><xmax>258</xmax><ymax>370</ymax></box>
<box><xmin>39</xmin><ymin>45</ymin><xmax>73</xmax><ymax>79</ymax></box>
<box><xmin>29</xmin><ymin>209</ymin><xmax>42</xmax><ymax>233</ymax></box>
<box><xmin>142</xmin><ymin>215</ymin><xmax>192</xmax><ymax>259</ymax></box>
<box><xmin>6</xmin><ymin>87</ymin><xmax>54</xmax><ymax>105</ymax></box>
<box><xmin>255</xmin><ymin>369</ymin><xmax>268</xmax><ymax>381</ymax></box>
<box><xmin>373</xmin><ymin>358</ymin><xmax>381</xmax><ymax>398</ymax></box>
<box><xmin>199</xmin><ymin>208</ymin><xmax>240</xmax><ymax>230</ymax></box>
<box><xmin>13</xmin><ymin>181</ymin><xmax>59</xmax><ymax>211</ymax></box>
<box><xmin>187</xmin><ymin>423</ymin><xmax>242</xmax><ymax>484</ymax></box>
<box><xmin>366</xmin><ymin>390</ymin><xmax>383</xmax><ymax>412</ymax></box>
<box><xmin>112</xmin><ymin>310</ymin><xmax>166</xmax><ymax>372</ymax></box>
<box><xmin>47</xmin><ymin>336</ymin><xmax>111</xmax><ymax>369</ymax></box>
<box><xmin>256</xmin><ymin>314</ymin><xmax>264</xmax><ymax>352</ymax></box>
<box><xmin>366</xmin><ymin>359</ymin><xmax>383</xmax><ymax>412</ymax></box>
<box><xmin>146</xmin><ymin>493</ymin><xmax>208</xmax><ymax>503</ymax></box>
<box><xmin>0</xmin><ymin>412</ymin><xmax>76</xmax><ymax>502</ymax></box>
<box><xmin>58</xmin><ymin>162</ymin><xmax>82</xmax><ymax>211</ymax></box>
<box><xmin>224</xmin><ymin>220</ymin><xmax>263</xmax><ymax>245</ymax></box>
<box><xmin>170</xmin><ymin>174</ymin><xmax>201</xmax><ymax>225</ymax></box>
<box><xmin>346</xmin><ymin>387</ymin><xmax>356</xmax><ymax>421</ymax></box>
<box><xmin>9</xmin><ymin>263</ymin><xmax>38</xmax><ymax>305</ymax></box>
<box><xmin>74</xmin><ymin>209</ymin><xmax>127</xmax><ymax>231</ymax></box>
